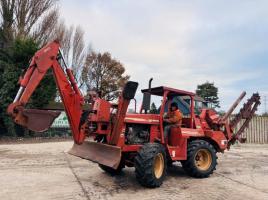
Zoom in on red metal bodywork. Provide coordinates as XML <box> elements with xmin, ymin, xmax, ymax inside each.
<box><xmin>83</xmin><ymin>86</ymin><xmax>229</xmax><ymax>160</ymax></box>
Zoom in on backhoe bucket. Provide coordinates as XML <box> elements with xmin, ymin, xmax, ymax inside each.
<box><xmin>20</xmin><ymin>109</ymin><xmax>60</xmax><ymax>132</ymax></box>
<box><xmin>68</xmin><ymin>141</ymin><xmax>122</xmax><ymax>169</ymax></box>
<box><xmin>7</xmin><ymin>102</ymin><xmax>61</xmax><ymax>132</ymax></box>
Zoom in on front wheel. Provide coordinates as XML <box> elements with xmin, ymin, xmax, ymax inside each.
<box><xmin>181</xmin><ymin>140</ymin><xmax>217</xmax><ymax>178</ymax></box>
<box><xmin>134</xmin><ymin>143</ymin><xmax>167</xmax><ymax>188</ymax></box>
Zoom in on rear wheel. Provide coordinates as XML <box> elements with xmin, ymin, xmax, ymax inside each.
<box><xmin>134</xmin><ymin>143</ymin><xmax>167</xmax><ymax>188</ymax></box>
<box><xmin>181</xmin><ymin>140</ymin><xmax>217</xmax><ymax>178</ymax></box>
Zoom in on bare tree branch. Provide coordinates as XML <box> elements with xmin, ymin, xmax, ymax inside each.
<box><xmin>32</xmin><ymin>7</ymin><xmax>58</xmax><ymax>45</ymax></box>
<box><xmin>51</xmin><ymin>21</ymin><xmax>91</xmax><ymax>88</ymax></box>
<box><xmin>0</xmin><ymin>0</ymin><xmax>58</xmax><ymax>43</ymax></box>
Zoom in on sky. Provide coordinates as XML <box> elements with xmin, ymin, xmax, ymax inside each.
<box><xmin>59</xmin><ymin>0</ymin><xmax>268</xmax><ymax>113</ymax></box>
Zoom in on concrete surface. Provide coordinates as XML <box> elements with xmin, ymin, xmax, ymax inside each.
<box><xmin>0</xmin><ymin>141</ymin><xmax>268</xmax><ymax>200</ymax></box>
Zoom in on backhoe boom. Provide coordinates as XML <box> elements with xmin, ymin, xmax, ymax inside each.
<box><xmin>7</xmin><ymin>41</ymin><xmax>85</xmax><ymax>144</ymax></box>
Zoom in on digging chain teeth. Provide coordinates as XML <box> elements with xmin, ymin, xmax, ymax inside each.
<box><xmin>230</xmin><ymin>93</ymin><xmax>260</xmax><ymax>129</ymax></box>
<box><xmin>228</xmin><ymin>93</ymin><xmax>261</xmax><ymax>148</ymax></box>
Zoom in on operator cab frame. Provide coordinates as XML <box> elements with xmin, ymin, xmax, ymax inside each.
<box><xmin>141</xmin><ymin>86</ymin><xmax>195</xmax><ymax>127</ymax></box>
<box><xmin>141</xmin><ymin>86</ymin><xmax>196</xmax><ymax>143</ymax></box>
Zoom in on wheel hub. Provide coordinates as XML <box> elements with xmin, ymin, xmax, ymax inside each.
<box><xmin>154</xmin><ymin>153</ymin><xmax>164</xmax><ymax>179</ymax></box>
<box><xmin>194</xmin><ymin>149</ymin><xmax>212</xmax><ymax>171</ymax></box>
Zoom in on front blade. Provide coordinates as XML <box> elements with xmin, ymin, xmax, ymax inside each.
<box><xmin>68</xmin><ymin>141</ymin><xmax>121</xmax><ymax>169</ymax></box>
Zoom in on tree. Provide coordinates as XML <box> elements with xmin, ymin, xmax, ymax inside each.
<box><xmin>0</xmin><ymin>0</ymin><xmax>59</xmax><ymax>45</ymax></box>
<box><xmin>0</xmin><ymin>0</ymin><xmax>58</xmax><ymax>136</ymax></box>
<box><xmin>52</xmin><ymin>21</ymin><xmax>91</xmax><ymax>82</ymax></box>
<box><xmin>81</xmin><ymin>51</ymin><xmax>130</xmax><ymax>101</ymax></box>
<box><xmin>0</xmin><ymin>0</ymin><xmax>15</xmax><ymax>46</ymax></box>
<box><xmin>0</xmin><ymin>0</ymin><xmax>59</xmax><ymax>79</ymax></box>
<box><xmin>149</xmin><ymin>102</ymin><xmax>158</xmax><ymax>114</ymax></box>
<box><xmin>0</xmin><ymin>38</ymin><xmax>56</xmax><ymax>136</ymax></box>
<box><xmin>196</xmin><ymin>81</ymin><xmax>220</xmax><ymax>108</ymax></box>
<box><xmin>0</xmin><ymin>39</ymin><xmax>40</xmax><ymax>135</ymax></box>
<box><xmin>49</xmin><ymin>21</ymin><xmax>92</xmax><ymax>102</ymax></box>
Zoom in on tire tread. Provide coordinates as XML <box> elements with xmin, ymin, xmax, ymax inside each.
<box><xmin>182</xmin><ymin>140</ymin><xmax>218</xmax><ymax>178</ymax></box>
<box><xmin>134</xmin><ymin>143</ymin><xmax>167</xmax><ymax>188</ymax></box>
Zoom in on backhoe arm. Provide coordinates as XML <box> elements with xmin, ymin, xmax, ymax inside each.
<box><xmin>7</xmin><ymin>41</ymin><xmax>85</xmax><ymax>144</ymax></box>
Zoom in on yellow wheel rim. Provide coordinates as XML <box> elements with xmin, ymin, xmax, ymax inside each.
<box><xmin>194</xmin><ymin>149</ymin><xmax>212</xmax><ymax>171</ymax></box>
<box><xmin>154</xmin><ymin>153</ymin><xmax>164</xmax><ymax>179</ymax></box>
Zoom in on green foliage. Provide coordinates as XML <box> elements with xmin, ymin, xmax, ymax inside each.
<box><xmin>0</xmin><ymin>38</ymin><xmax>56</xmax><ymax>136</ymax></box>
<box><xmin>217</xmin><ymin>110</ymin><xmax>226</xmax><ymax>116</ymax></box>
<box><xmin>149</xmin><ymin>102</ymin><xmax>158</xmax><ymax>114</ymax></box>
<box><xmin>0</xmin><ymin>46</ymin><xmax>21</xmax><ymax>136</ymax></box>
<box><xmin>30</xmin><ymin>69</ymin><xmax>56</xmax><ymax>109</ymax></box>
<box><xmin>0</xmin><ymin>0</ymin><xmax>58</xmax><ymax>137</ymax></box>
<box><xmin>12</xmin><ymin>39</ymin><xmax>38</xmax><ymax>65</ymax></box>
<box><xmin>196</xmin><ymin>81</ymin><xmax>220</xmax><ymax>108</ymax></box>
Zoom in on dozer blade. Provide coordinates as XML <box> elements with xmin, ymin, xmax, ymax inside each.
<box><xmin>68</xmin><ymin>141</ymin><xmax>122</xmax><ymax>169</ymax></box>
<box><xmin>22</xmin><ymin>109</ymin><xmax>61</xmax><ymax>132</ymax></box>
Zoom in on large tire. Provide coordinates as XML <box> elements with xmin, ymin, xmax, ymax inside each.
<box><xmin>134</xmin><ymin>143</ymin><xmax>167</xmax><ymax>188</ymax></box>
<box><xmin>181</xmin><ymin>140</ymin><xmax>217</xmax><ymax>178</ymax></box>
<box><xmin>98</xmin><ymin>162</ymin><xmax>124</xmax><ymax>175</ymax></box>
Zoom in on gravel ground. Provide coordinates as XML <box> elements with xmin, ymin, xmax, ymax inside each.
<box><xmin>0</xmin><ymin>141</ymin><xmax>268</xmax><ymax>200</ymax></box>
